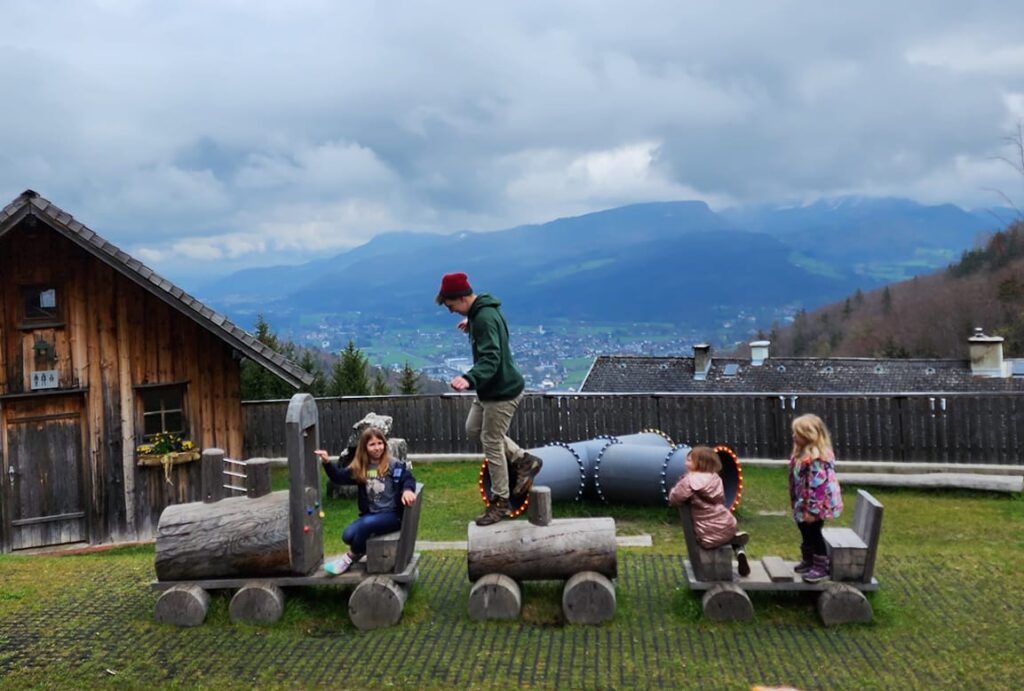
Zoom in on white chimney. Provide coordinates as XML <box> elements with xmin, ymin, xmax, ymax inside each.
<box><xmin>968</xmin><ymin>328</ymin><xmax>1007</xmax><ymax>378</ymax></box>
<box><xmin>750</xmin><ymin>340</ymin><xmax>770</xmax><ymax>366</ymax></box>
<box><xmin>693</xmin><ymin>343</ymin><xmax>712</xmax><ymax>381</ymax></box>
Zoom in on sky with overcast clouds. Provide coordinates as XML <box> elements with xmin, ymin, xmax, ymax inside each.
<box><xmin>1</xmin><ymin>1</ymin><xmax>1023</xmax><ymax>285</ymax></box>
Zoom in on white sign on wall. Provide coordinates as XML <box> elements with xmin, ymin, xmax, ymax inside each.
<box><xmin>30</xmin><ymin>370</ymin><xmax>59</xmax><ymax>390</ymax></box>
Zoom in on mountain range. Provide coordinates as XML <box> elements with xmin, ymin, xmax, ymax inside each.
<box><xmin>196</xmin><ymin>196</ymin><xmax>1005</xmax><ymax>332</ymax></box>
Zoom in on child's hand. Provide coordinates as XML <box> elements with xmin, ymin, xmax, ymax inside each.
<box><xmin>401</xmin><ymin>489</ymin><xmax>417</xmax><ymax>506</ymax></box>
<box><xmin>314</xmin><ymin>449</ymin><xmax>330</xmax><ymax>464</ymax></box>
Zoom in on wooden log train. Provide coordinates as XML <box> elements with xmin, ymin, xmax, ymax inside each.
<box><xmin>150</xmin><ymin>394</ymin><xmax>423</xmax><ymax>631</ymax></box>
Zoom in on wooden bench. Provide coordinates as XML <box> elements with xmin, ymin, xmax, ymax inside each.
<box><xmin>678</xmin><ymin>489</ymin><xmax>884</xmax><ymax>625</ymax></box>
<box><xmin>366</xmin><ymin>482</ymin><xmax>424</xmax><ymax>574</ymax></box>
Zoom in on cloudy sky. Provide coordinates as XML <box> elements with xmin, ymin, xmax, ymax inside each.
<box><xmin>2</xmin><ymin>1</ymin><xmax>1023</xmax><ymax>285</ymax></box>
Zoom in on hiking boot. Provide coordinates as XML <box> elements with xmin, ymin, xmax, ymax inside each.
<box><xmin>475</xmin><ymin>496</ymin><xmax>512</xmax><ymax>526</ymax></box>
<box><xmin>793</xmin><ymin>545</ymin><xmax>814</xmax><ymax>574</ymax></box>
<box><xmin>511</xmin><ymin>453</ymin><xmax>544</xmax><ymax>498</ymax></box>
<box><xmin>735</xmin><ymin>547</ymin><xmax>751</xmax><ymax>577</ymax></box>
<box><xmin>802</xmin><ymin>554</ymin><xmax>830</xmax><ymax>583</ymax></box>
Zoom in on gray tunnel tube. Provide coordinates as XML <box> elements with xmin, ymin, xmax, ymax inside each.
<box><xmin>480</xmin><ymin>443</ymin><xmax>586</xmax><ymax>511</ymax></box>
<box><xmin>614</xmin><ymin>430</ymin><xmax>674</xmax><ymax>448</ymax></box>
<box><xmin>594</xmin><ymin>442</ymin><xmax>691</xmax><ymax>504</ymax></box>
<box><xmin>567</xmin><ymin>437</ymin><xmax>618</xmax><ymax>497</ymax></box>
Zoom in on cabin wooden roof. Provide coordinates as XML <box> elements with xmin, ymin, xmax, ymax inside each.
<box><xmin>0</xmin><ymin>190</ymin><xmax>313</xmax><ymax>388</ymax></box>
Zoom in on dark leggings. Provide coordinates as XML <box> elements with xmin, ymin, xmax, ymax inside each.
<box><xmin>797</xmin><ymin>519</ymin><xmax>827</xmax><ymax>556</ymax></box>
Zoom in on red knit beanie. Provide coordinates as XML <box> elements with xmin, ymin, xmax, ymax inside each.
<box><xmin>437</xmin><ymin>272</ymin><xmax>473</xmax><ymax>300</ymax></box>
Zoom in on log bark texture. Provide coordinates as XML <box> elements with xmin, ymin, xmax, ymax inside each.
<box><xmin>467</xmin><ymin>517</ymin><xmax>616</xmax><ymax>581</ymax></box>
<box><xmin>817</xmin><ymin>583</ymin><xmax>873</xmax><ymax>625</ymax></box>
<box><xmin>702</xmin><ymin>583</ymin><xmax>753</xmax><ymax>622</ymax></box>
<box><xmin>229</xmin><ymin>581</ymin><xmax>285</xmax><ymax>624</ymax></box>
<box><xmin>154</xmin><ymin>491</ymin><xmax>292</xmax><ymax>580</ymax></box>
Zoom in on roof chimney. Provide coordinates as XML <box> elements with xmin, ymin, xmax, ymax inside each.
<box><xmin>693</xmin><ymin>343</ymin><xmax>712</xmax><ymax>381</ymax></box>
<box><xmin>750</xmin><ymin>340</ymin><xmax>770</xmax><ymax>366</ymax></box>
<box><xmin>968</xmin><ymin>328</ymin><xmax>1007</xmax><ymax>378</ymax></box>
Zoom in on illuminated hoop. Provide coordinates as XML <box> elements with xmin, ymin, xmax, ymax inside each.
<box><xmin>713</xmin><ymin>444</ymin><xmax>744</xmax><ymax>511</ymax></box>
<box><xmin>477</xmin><ymin>460</ymin><xmax>529</xmax><ymax>518</ymax></box>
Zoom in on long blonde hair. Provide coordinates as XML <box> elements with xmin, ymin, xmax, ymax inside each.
<box><xmin>791</xmin><ymin>413</ymin><xmax>834</xmax><ymax>461</ymax></box>
<box><xmin>349</xmin><ymin>427</ymin><xmax>391</xmax><ymax>483</ymax></box>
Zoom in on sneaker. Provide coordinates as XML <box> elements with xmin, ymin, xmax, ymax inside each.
<box><xmin>324</xmin><ymin>553</ymin><xmax>355</xmax><ymax>576</ymax></box>
<box><xmin>475</xmin><ymin>496</ymin><xmax>512</xmax><ymax>526</ymax></box>
<box><xmin>735</xmin><ymin>547</ymin><xmax>751</xmax><ymax>577</ymax></box>
<box><xmin>511</xmin><ymin>453</ymin><xmax>544</xmax><ymax>498</ymax></box>
<box><xmin>732</xmin><ymin>531</ymin><xmax>750</xmax><ymax>547</ymax></box>
<box><xmin>793</xmin><ymin>546</ymin><xmax>814</xmax><ymax>574</ymax></box>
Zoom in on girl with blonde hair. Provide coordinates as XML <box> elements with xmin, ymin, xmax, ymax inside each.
<box><xmin>788</xmin><ymin>414</ymin><xmax>843</xmax><ymax>583</ymax></box>
<box><xmin>315</xmin><ymin>427</ymin><xmax>417</xmax><ymax>575</ymax></box>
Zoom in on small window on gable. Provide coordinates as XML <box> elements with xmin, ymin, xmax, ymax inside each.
<box><xmin>141</xmin><ymin>385</ymin><xmax>187</xmax><ymax>440</ymax></box>
<box><xmin>19</xmin><ymin>285</ymin><xmax>63</xmax><ymax>327</ymax></box>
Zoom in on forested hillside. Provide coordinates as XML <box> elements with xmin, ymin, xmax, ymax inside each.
<box><xmin>759</xmin><ymin>221</ymin><xmax>1024</xmax><ymax>358</ymax></box>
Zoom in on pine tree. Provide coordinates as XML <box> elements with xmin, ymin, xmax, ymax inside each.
<box><xmin>297</xmin><ymin>350</ymin><xmax>326</xmax><ymax>396</ymax></box>
<box><xmin>371</xmin><ymin>369</ymin><xmax>390</xmax><ymax>395</ymax></box>
<box><xmin>328</xmin><ymin>340</ymin><xmax>370</xmax><ymax>396</ymax></box>
<box><xmin>240</xmin><ymin>314</ymin><xmax>298</xmax><ymax>400</ymax></box>
<box><xmin>398</xmin><ymin>361</ymin><xmax>420</xmax><ymax>395</ymax></box>
<box><xmin>882</xmin><ymin>286</ymin><xmax>893</xmax><ymax>314</ymax></box>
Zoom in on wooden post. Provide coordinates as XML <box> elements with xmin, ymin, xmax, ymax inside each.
<box><xmin>202</xmin><ymin>448</ymin><xmax>225</xmax><ymax>503</ymax></box>
<box><xmin>245</xmin><ymin>458</ymin><xmax>273</xmax><ymax>498</ymax></box>
<box><xmin>527</xmin><ymin>486</ymin><xmax>552</xmax><ymax>526</ymax></box>
<box><xmin>286</xmin><ymin>394</ymin><xmax>322</xmax><ymax>575</ymax></box>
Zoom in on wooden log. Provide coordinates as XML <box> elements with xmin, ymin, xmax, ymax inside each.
<box><xmin>348</xmin><ymin>576</ymin><xmax>407</xmax><ymax>631</ymax></box>
<box><xmin>468</xmin><ymin>573</ymin><xmax>521</xmax><ymax>620</ymax></box>
<box><xmin>562</xmin><ymin>571</ymin><xmax>615</xmax><ymax>625</ymax></box>
<box><xmin>201</xmin><ymin>448</ymin><xmax>225</xmax><ymax>503</ymax></box>
<box><xmin>367</xmin><ymin>532</ymin><xmax>400</xmax><ymax>574</ymax></box>
<box><xmin>527</xmin><ymin>486</ymin><xmax>552</xmax><ymax>526</ymax></box>
<box><xmin>154</xmin><ymin>584</ymin><xmax>210</xmax><ymax>627</ymax></box>
<box><xmin>701</xmin><ymin>583</ymin><xmax>753</xmax><ymax>622</ymax></box>
<box><xmin>245</xmin><ymin>458</ymin><xmax>274</xmax><ymax>498</ymax></box>
<box><xmin>229</xmin><ymin>581</ymin><xmax>285</xmax><ymax>624</ymax></box>
<box><xmin>467</xmin><ymin>517</ymin><xmax>617</xmax><ymax>582</ymax></box>
<box><xmin>154</xmin><ymin>491</ymin><xmax>291</xmax><ymax>580</ymax></box>
<box><xmin>817</xmin><ymin>583</ymin><xmax>873</xmax><ymax>625</ymax></box>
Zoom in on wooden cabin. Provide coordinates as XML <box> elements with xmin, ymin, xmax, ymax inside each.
<box><xmin>0</xmin><ymin>190</ymin><xmax>312</xmax><ymax>552</ymax></box>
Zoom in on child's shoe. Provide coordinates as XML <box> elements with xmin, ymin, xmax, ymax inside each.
<box><xmin>735</xmin><ymin>547</ymin><xmax>751</xmax><ymax>577</ymax></box>
<box><xmin>801</xmin><ymin>555</ymin><xmax>830</xmax><ymax>583</ymax></box>
<box><xmin>732</xmin><ymin>531</ymin><xmax>750</xmax><ymax>547</ymax></box>
<box><xmin>324</xmin><ymin>553</ymin><xmax>354</xmax><ymax>576</ymax></box>
<box><xmin>793</xmin><ymin>546</ymin><xmax>814</xmax><ymax>574</ymax></box>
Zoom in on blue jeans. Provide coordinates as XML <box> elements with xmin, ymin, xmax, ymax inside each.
<box><xmin>342</xmin><ymin>511</ymin><xmax>402</xmax><ymax>555</ymax></box>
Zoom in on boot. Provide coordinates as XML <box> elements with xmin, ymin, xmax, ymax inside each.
<box><xmin>802</xmin><ymin>554</ymin><xmax>830</xmax><ymax>583</ymax></box>
<box><xmin>734</xmin><ymin>546</ymin><xmax>751</xmax><ymax>577</ymax></box>
<box><xmin>793</xmin><ymin>545</ymin><xmax>814</xmax><ymax>574</ymax></box>
<box><xmin>475</xmin><ymin>496</ymin><xmax>512</xmax><ymax>526</ymax></box>
<box><xmin>511</xmin><ymin>453</ymin><xmax>544</xmax><ymax>498</ymax></box>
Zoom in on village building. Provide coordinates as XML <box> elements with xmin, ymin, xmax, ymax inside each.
<box><xmin>581</xmin><ymin>336</ymin><xmax>1024</xmax><ymax>394</ymax></box>
<box><xmin>0</xmin><ymin>190</ymin><xmax>312</xmax><ymax>552</ymax></box>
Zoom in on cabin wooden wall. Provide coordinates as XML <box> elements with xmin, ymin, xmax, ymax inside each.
<box><xmin>0</xmin><ymin>219</ymin><xmax>243</xmax><ymax>548</ymax></box>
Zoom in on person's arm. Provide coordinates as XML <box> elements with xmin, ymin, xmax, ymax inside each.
<box><xmin>463</xmin><ymin>318</ymin><xmax>502</xmax><ymax>389</ymax></box>
<box><xmin>667</xmin><ymin>475</ymin><xmax>694</xmax><ymax>506</ymax></box>
<box><xmin>315</xmin><ymin>449</ymin><xmax>354</xmax><ymax>485</ymax></box>
<box><xmin>394</xmin><ymin>463</ymin><xmax>417</xmax><ymax>506</ymax></box>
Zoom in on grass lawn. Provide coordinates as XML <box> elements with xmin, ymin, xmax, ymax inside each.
<box><xmin>0</xmin><ymin>464</ymin><xmax>1020</xmax><ymax>690</ymax></box>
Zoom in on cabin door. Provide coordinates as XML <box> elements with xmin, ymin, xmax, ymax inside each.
<box><xmin>1</xmin><ymin>397</ymin><xmax>88</xmax><ymax>551</ymax></box>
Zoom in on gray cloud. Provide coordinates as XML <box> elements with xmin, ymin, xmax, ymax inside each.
<box><xmin>1</xmin><ymin>1</ymin><xmax>1022</xmax><ymax>284</ymax></box>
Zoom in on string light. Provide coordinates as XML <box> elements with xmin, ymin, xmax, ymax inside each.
<box><xmin>714</xmin><ymin>444</ymin><xmax>744</xmax><ymax>512</ymax></box>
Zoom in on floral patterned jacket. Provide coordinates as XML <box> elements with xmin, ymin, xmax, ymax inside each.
<box><xmin>788</xmin><ymin>452</ymin><xmax>843</xmax><ymax>523</ymax></box>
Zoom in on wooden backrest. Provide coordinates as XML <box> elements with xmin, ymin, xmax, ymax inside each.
<box><xmin>677</xmin><ymin>503</ymin><xmax>712</xmax><ymax>580</ymax></box>
<box><xmin>393</xmin><ymin>483</ymin><xmax>424</xmax><ymax>574</ymax></box>
<box><xmin>851</xmin><ymin>489</ymin><xmax>884</xmax><ymax>583</ymax></box>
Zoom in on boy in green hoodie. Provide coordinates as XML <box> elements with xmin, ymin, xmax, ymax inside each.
<box><xmin>436</xmin><ymin>272</ymin><xmax>543</xmax><ymax>525</ymax></box>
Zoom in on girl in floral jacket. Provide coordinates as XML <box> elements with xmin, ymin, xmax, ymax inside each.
<box><xmin>788</xmin><ymin>413</ymin><xmax>843</xmax><ymax>583</ymax></box>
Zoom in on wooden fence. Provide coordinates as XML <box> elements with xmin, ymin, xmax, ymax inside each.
<box><xmin>242</xmin><ymin>392</ymin><xmax>1024</xmax><ymax>464</ymax></box>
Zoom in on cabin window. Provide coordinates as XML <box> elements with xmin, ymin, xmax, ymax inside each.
<box><xmin>19</xmin><ymin>285</ymin><xmax>63</xmax><ymax>328</ymax></box>
<box><xmin>141</xmin><ymin>386</ymin><xmax>187</xmax><ymax>440</ymax></box>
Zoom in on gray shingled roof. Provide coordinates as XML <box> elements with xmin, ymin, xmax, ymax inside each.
<box><xmin>0</xmin><ymin>190</ymin><xmax>313</xmax><ymax>388</ymax></box>
<box><xmin>581</xmin><ymin>354</ymin><xmax>1024</xmax><ymax>393</ymax></box>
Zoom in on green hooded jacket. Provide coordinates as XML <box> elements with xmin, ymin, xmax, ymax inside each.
<box><xmin>463</xmin><ymin>294</ymin><xmax>525</xmax><ymax>401</ymax></box>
